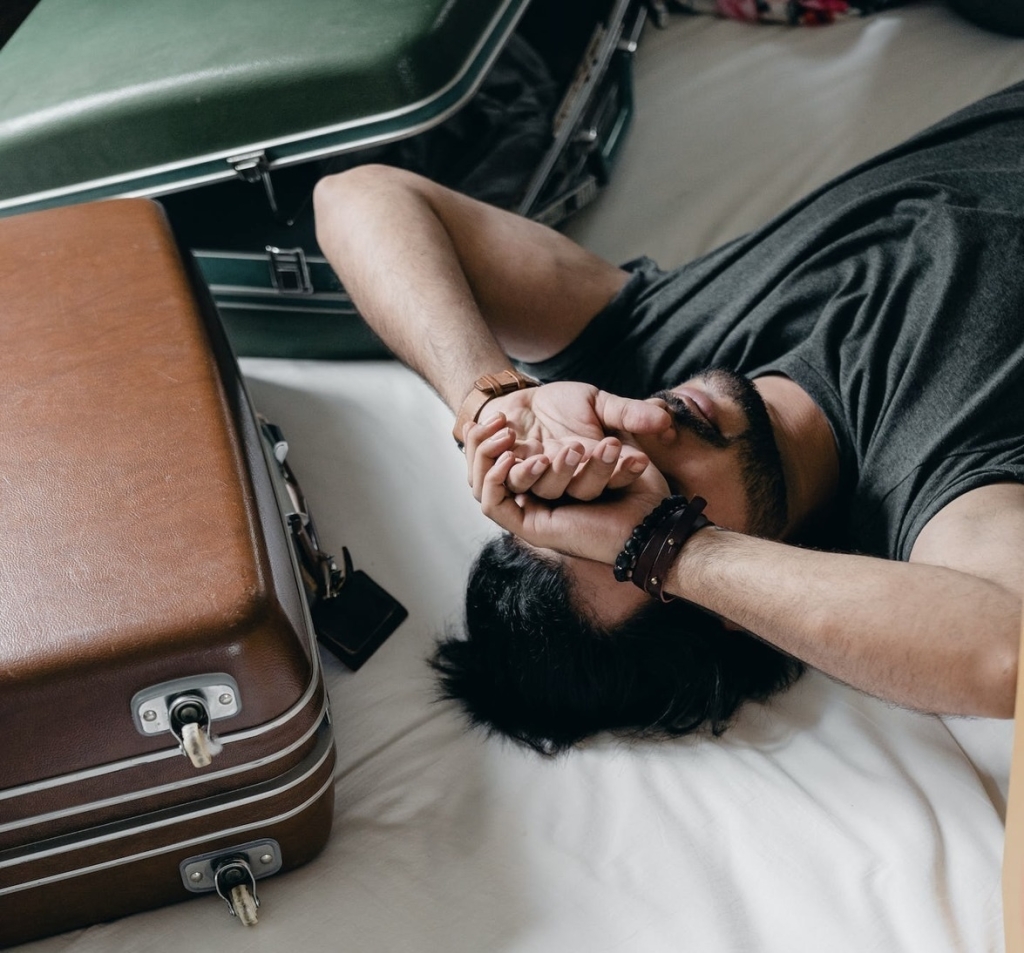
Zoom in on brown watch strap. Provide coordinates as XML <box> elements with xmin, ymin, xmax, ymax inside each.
<box><xmin>452</xmin><ymin>369</ymin><xmax>540</xmax><ymax>447</ymax></box>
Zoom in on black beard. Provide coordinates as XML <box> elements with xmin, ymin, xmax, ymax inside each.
<box><xmin>651</xmin><ymin>369</ymin><xmax>788</xmax><ymax>538</ymax></box>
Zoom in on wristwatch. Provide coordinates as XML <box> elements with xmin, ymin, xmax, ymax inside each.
<box><xmin>452</xmin><ymin>369</ymin><xmax>540</xmax><ymax>448</ymax></box>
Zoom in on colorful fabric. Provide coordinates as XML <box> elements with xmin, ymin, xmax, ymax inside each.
<box><xmin>671</xmin><ymin>0</ymin><xmax>911</xmax><ymax>26</ymax></box>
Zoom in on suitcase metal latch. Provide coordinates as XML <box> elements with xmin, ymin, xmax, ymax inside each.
<box><xmin>266</xmin><ymin>245</ymin><xmax>314</xmax><ymax>295</ymax></box>
<box><xmin>215</xmin><ymin>858</ymin><xmax>260</xmax><ymax>926</ymax></box>
<box><xmin>181</xmin><ymin>839</ymin><xmax>283</xmax><ymax>927</ymax></box>
<box><xmin>131</xmin><ymin>675</ymin><xmax>241</xmax><ymax>768</ymax></box>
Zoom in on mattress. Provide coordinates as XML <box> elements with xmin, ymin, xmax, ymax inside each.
<box><xmin>18</xmin><ymin>2</ymin><xmax>1024</xmax><ymax>950</ymax></box>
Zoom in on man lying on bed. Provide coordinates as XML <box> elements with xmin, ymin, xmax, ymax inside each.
<box><xmin>313</xmin><ymin>81</ymin><xmax>1024</xmax><ymax>753</ymax></box>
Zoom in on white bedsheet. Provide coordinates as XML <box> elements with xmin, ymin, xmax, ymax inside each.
<box><xmin>21</xmin><ymin>3</ymin><xmax>1024</xmax><ymax>951</ymax></box>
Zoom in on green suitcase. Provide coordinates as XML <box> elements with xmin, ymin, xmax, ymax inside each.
<box><xmin>0</xmin><ymin>0</ymin><xmax>643</xmax><ymax>359</ymax></box>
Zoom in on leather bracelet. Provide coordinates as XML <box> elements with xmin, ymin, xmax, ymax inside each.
<box><xmin>616</xmin><ymin>496</ymin><xmax>712</xmax><ymax>602</ymax></box>
<box><xmin>613</xmin><ymin>495</ymin><xmax>687</xmax><ymax>582</ymax></box>
<box><xmin>452</xmin><ymin>369</ymin><xmax>540</xmax><ymax>448</ymax></box>
<box><xmin>640</xmin><ymin>498</ymin><xmax>711</xmax><ymax>601</ymax></box>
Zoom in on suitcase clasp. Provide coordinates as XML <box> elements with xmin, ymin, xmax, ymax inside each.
<box><xmin>181</xmin><ymin>840</ymin><xmax>283</xmax><ymax>927</ymax></box>
<box><xmin>214</xmin><ymin>857</ymin><xmax>260</xmax><ymax>926</ymax></box>
<box><xmin>131</xmin><ymin>675</ymin><xmax>240</xmax><ymax>768</ymax></box>
<box><xmin>168</xmin><ymin>693</ymin><xmax>223</xmax><ymax>768</ymax></box>
<box><xmin>266</xmin><ymin>245</ymin><xmax>314</xmax><ymax>295</ymax></box>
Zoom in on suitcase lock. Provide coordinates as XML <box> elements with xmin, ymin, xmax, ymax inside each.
<box><xmin>266</xmin><ymin>245</ymin><xmax>314</xmax><ymax>295</ymax></box>
<box><xmin>167</xmin><ymin>694</ymin><xmax>222</xmax><ymax>768</ymax></box>
<box><xmin>214</xmin><ymin>857</ymin><xmax>261</xmax><ymax>926</ymax></box>
<box><xmin>131</xmin><ymin>675</ymin><xmax>241</xmax><ymax>768</ymax></box>
<box><xmin>181</xmin><ymin>839</ymin><xmax>282</xmax><ymax>927</ymax></box>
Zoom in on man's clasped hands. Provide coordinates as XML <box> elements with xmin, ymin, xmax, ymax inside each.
<box><xmin>458</xmin><ymin>381</ymin><xmax>681</xmax><ymax>566</ymax></box>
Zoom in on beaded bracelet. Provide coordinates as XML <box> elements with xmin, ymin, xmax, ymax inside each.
<box><xmin>612</xmin><ymin>495</ymin><xmax>687</xmax><ymax>583</ymax></box>
<box><xmin>613</xmin><ymin>495</ymin><xmax>713</xmax><ymax>602</ymax></box>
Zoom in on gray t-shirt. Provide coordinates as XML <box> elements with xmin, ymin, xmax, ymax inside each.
<box><xmin>522</xmin><ymin>82</ymin><xmax>1024</xmax><ymax>560</ymax></box>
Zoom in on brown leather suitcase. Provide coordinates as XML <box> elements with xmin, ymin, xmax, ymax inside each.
<box><xmin>0</xmin><ymin>199</ymin><xmax>337</xmax><ymax>946</ymax></box>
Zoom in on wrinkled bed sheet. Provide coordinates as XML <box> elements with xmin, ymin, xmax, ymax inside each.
<box><xmin>21</xmin><ymin>3</ymin><xmax>1024</xmax><ymax>951</ymax></box>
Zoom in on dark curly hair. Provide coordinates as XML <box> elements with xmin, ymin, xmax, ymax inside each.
<box><xmin>430</xmin><ymin>533</ymin><xmax>803</xmax><ymax>755</ymax></box>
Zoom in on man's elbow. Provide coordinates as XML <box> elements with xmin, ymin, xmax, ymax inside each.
<box><xmin>312</xmin><ymin>164</ymin><xmax>430</xmax><ymax>250</ymax></box>
<box><xmin>978</xmin><ymin>641</ymin><xmax>1018</xmax><ymax>719</ymax></box>
<box><xmin>312</xmin><ymin>169</ymin><xmax>345</xmax><ymax>250</ymax></box>
<box><xmin>311</xmin><ymin>165</ymin><xmax>373</xmax><ymax>245</ymax></box>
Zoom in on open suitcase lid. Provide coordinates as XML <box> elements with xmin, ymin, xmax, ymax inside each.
<box><xmin>0</xmin><ymin>0</ymin><xmax>529</xmax><ymax>215</ymax></box>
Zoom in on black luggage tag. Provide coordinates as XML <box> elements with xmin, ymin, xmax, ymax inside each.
<box><xmin>312</xmin><ymin>547</ymin><xmax>408</xmax><ymax>671</ymax></box>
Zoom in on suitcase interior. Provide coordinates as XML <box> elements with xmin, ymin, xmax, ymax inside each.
<box><xmin>160</xmin><ymin>0</ymin><xmax>643</xmax><ymax>360</ymax></box>
<box><xmin>0</xmin><ymin>0</ymin><xmax>38</xmax><ymax>49</ymax></box>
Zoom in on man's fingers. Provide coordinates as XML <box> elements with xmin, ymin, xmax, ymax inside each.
<box><xmin>504</xmin><ymin>454</ymin><xmax>551</xmax><ymax>495</ymax></box>
<box><xmin>463</xmin><ymin>413</ymin><xmax>507</xmax><ymax>470</ymax></box>
<box><xmin>479</xmin><ymin>451</ymin><xmax>528</xmax><ymax>534</ymax></box>
<box><xmin>465</xmin><ymin>415</ymin><xmax>515</xmax><ymax>494</ymax></box>
<box><xmin>530</xmin><ymin>442</ymin><xmax>585</xmax><ymax>499</ymax></box>
<box><xmin>480</xmin><ymin>453</ymin><xmax>568</xmax><ymax>552</ymax></box>
<box><xmin>565</xmin><ymin>437</ymin><xmax>621</xmax><ymax>501</ymax></box>
<box><xmin>479</xmin><ymin>451</ymin><xmax>514</xmax><ymax>511</ymax></box>
<box><xmin>606</xmin><ymin>450</ymin><xmax>650</xmax><ymax>489</ymax></box>
<box><xmin>595</xmin><ymin>391</ymin><xmax>673</xmax><ymax>436</ymax></box>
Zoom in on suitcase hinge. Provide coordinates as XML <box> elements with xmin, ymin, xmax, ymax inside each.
<box><xmin>261</xmin><ymin>418</ymin><xmax>343</xmax><ymax>598</ymax></box>
<box><xmin>288</xmin><ymin>512</ymin><xmax>345</xmax><ymax>600</ymax></box>
<box><xmin>261</xmin><ymin>417</ymin><xmax>408</xmax><ymax>671</ymax></box>
<box><xmin>266</xmin><ymin>245</ymin><xmax>314</xmax><ymax>295</ymax></box>
<box><xmin>228</xmin><ymin>149</ymin><xmax>280</xmax><ymax>216</ymax></box>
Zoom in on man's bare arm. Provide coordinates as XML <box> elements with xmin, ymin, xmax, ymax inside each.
<box><xmin>673</xmin><ymin>510</ymin><xmax>1020</xmax><ymax>718</ymax></box>
<box><xmin>475</xmin><ymin>438</ymin><xmax>1022</xmax><ymax>717</ymax></box>
<box><xmin>312</xmin><ymin>165</ymin><xmax>671</xmax><ymax>490</ymax></box>
<box><xmin>312</xmin><ymin>164</ymin><xmax>627</xmax><ymax>409</ymax></box>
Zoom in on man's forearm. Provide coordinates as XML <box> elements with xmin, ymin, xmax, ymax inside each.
<box><xmin>313</xmin><ymin>165</ymin><xmax>629</xmax><ymax>415</ymax></box>
<box><xmin>670</xmin><ymin>529</ymin><xmax>1020</xmax><ymax>717</ymax></box>
<box><xmin>314</xmin><ymin>166</ymin><xmax>510</xmax><ymax>410</ymax></box>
